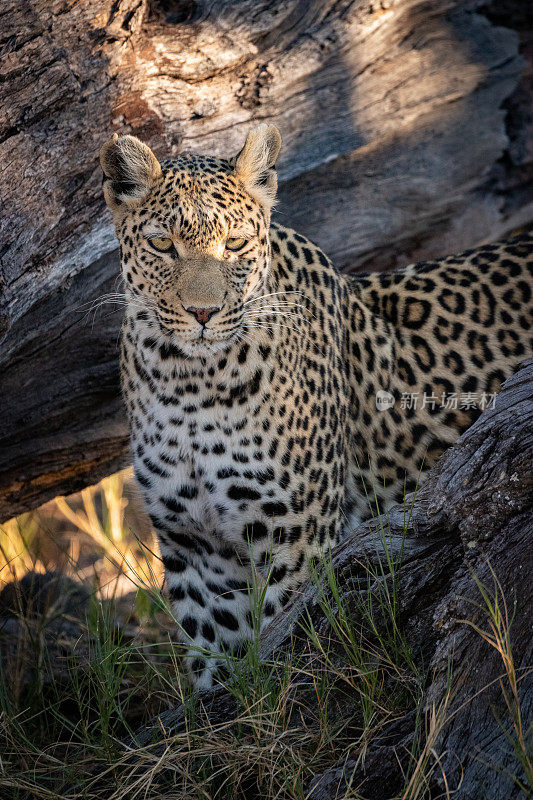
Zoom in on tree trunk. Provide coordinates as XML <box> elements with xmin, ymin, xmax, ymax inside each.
<box><xmin>1</xmin><ymin>0</ymin><xmax>532</xmax><ymax>521</ymax></box>
<box><xmin>130</xmin><ymin>357</ymin><xmax>533</xmax><ymax>800</ymax></box>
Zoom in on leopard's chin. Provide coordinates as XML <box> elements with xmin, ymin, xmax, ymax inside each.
<box><xmin>185</xmin><ymin>339</ymin><xmax>236</xmax><ymax>358</ymax></box>
<box><xmin>168</xmin><ymin>329</ymin><xmax>238</xmax><ymax>358</ymax></box>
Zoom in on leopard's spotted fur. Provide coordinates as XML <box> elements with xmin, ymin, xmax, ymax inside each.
<box><xmin>101</xmin><ymin>126</ymin><xmax>533</xmax><ymax>688</ymax></box>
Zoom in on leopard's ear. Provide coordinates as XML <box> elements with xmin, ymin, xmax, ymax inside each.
<box><xmin>100</xmin><ymin>134</ymin><xmax>162</xmax><ymax>210</ymax></box>
<box><xmin>233</xmin><ymin>124</ymin><xmax>282</xmax><ymax>209</ymax></box>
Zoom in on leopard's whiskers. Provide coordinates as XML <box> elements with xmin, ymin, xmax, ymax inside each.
<box><xmin>243</xmin><ymin>290</ymin><xmax>303</xmax><ymax>305</ymax></box>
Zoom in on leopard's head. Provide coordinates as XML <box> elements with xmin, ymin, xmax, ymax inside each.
<box><xmin>100</xmin><ymin>125</ymin><xmax>281</xmax><ymax>352</ymax></box>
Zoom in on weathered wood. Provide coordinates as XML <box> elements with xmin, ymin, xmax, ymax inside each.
<box><xmin>1</xmin><ymin>0</ymin><xmax>532</xmax><ymax>520</ymax></box>
<box><xmin>130</xmin><ymin>359</ymin><xmax>533</xmax><ymax>800</ymax></box>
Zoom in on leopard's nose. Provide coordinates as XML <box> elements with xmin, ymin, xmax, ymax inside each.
<box><xmin>185</xmin><ymin>306</ymin><xmax>221</xmax><ymax>325</ymax></box>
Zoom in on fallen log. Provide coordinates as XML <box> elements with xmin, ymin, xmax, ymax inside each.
<box><xmin>1</xmin><ymin>0</ymin><xmax>533</xmax><ymax>520</ymax></box>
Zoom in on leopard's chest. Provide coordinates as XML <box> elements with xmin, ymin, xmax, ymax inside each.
<box><xmin>123</xmin><ymin>336</ymin><xmax>292</xmax><ymax>545</ymax></box>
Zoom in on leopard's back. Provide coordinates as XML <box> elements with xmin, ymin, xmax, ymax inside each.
<box><xmin>343</xmin><ymin>234</ymin><xmax>533</xmax><ymax>517</ymax></box>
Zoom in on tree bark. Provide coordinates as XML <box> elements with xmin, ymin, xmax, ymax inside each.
<box><xmin>1</xmin><ymin>0</ymin><xmax>532</xmax><ymax>520</ymax></box>
<box><xmin>130</xmin><ymin>357</ymin><xmax>533</xmax><ymax>800</ymax></box>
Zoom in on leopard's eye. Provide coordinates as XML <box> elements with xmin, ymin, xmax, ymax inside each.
<box><xmin>149</xmin><ymin>236</ymin><xmax>173</xmax><ymax>252</ymax></box>
<box><xmin>225</xmin><ymin>237</ymin><xmax>247</xmax><ymax>252</ymax></box>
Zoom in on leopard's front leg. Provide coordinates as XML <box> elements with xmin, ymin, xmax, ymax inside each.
<box><xmin>156</xmin><ymin>526</ymin><xmax>257</xmax><ymax>689</ymax></box>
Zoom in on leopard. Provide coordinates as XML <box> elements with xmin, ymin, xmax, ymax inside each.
<box><xmin>100</xmin><ymin>124</ymin><xmax>533</xmax><ymax>690</ymax></box>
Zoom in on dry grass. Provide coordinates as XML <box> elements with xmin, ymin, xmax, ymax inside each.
<box><xmin>0</xmin><ymin>476</ymin><xmax>530</xmax><ymax>799</ymax></box>
<box><xmin>0</xmin><ymin>469</ymin><xmax>163</xmax><ymax>599</ymax></box>
<box><xmin>460</xmin><ymin>567</ymin><xmax>533</xmax><ymax>796</ymax></box>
